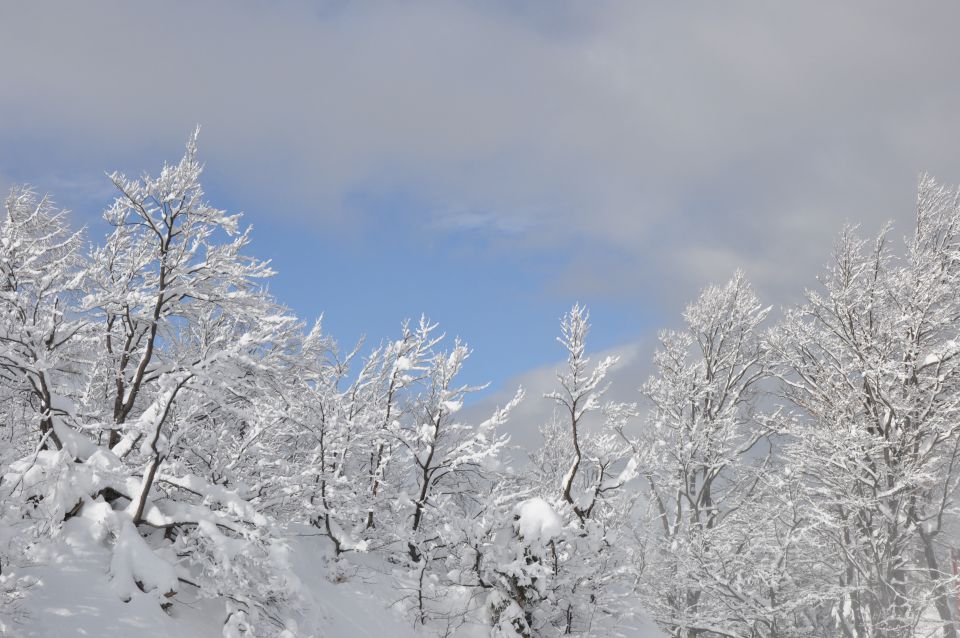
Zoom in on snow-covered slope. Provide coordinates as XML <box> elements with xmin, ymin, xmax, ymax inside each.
<box><xmin>16</xmin><ymin>519</ymin><xmax>222</xmax><ymax>638</ymax></box>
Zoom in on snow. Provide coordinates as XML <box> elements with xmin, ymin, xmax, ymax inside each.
<box><xmin>12</xmin><ymin>523</ymin><xmax>420</xmax><ymax>638</ymax></box>
<box><xmin>514</xmin><ymin>497</ymin><xmax>563</xmax><ymax>544</ymax></box>
<box><xmin>15</xmin><ymin>519</ymin><xmax>222</xmax><ymax>638</ymax></box>
<box><xmin>11</xmin><ymin>521</ymin><xmax>667</xmax><ymax>637</ymax></box>
<box><xmin>109</xmin><ymin>518</ymin><xmax>179</xmax><ymax>602</ymax></box>
<box><xmin>443</xmin><ymin>399</ymin><xmax>463</xmax><ymax>414</ymax></box>
<box><xmin>285</xmin><ymin>531</ymin><xmax>421</xmax><ymax>638</ymax></box>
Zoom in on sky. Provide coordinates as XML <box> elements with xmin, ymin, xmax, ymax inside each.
<box><xmin>2</xmin><ymin>1</ymin><xmax>960</xmax><ymax>426</ymax></box>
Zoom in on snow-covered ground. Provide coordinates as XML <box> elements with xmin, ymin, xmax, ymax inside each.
<box><xmin>15</xmin><ymin>519</ymin><xmax>222</xmax><ymax>638</ymax></box>
<box><xmin>10</xmin><ymin>523</ymin><xmax>666</xmax><ymax>637</ymax></box>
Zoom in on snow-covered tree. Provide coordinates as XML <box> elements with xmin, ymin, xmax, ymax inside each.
<box><xmin>357</xmin><ymin>317</ymin><xmax>441</xmax><ymax>533</ymax></box>
<box><xmin>287</xmin><ymin>317</ymin><xmax>441</xmax><ymax>556</ymax></box>
<box><xmin>0</xmin><ymin>187</ymin><xmax>86</xmax><ymax>453</ymax></box>
<box><xmin>389</xmin><ymin>337</ymin><xmax>523</xmax><ymax>625</ymax></box>
<box><xmin>0</xmin><ymin>188</ymin><xmax>86</xmax><ymax>632</ymax></box>
<box><xmin>632</xmin><ymin>272</ymin><xmax>777</xmax><ymax>637</ymax></box>
<box><xmin>769</xmin><ymin>176</ymin><xmax>960</xmax><ymax>637</ymax></box>
<box><xmin>0</xmin><ymin>134</ymin><xmax>305</xmax><ymax>636</ymax></box>
<box><xmin>514</xmin><ymin>305</ymin><xmax>641</xmax><ymax>636</ymax></box>
<box><xmin>275</xmin><ymin>320</ymin><xmax>364</xmax><ymax>554</ymax></box>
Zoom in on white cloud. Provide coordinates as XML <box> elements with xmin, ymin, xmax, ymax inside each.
<box><xmin>432</xmin><ymin>210</ymin><xmax>535</xmax><ymax>235</ymax></box>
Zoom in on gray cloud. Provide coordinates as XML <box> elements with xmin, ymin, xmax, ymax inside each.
<box><xmin>1</xmin><ymin>0</ymin><xmax>958</xmax><ymax>315</ymax></box>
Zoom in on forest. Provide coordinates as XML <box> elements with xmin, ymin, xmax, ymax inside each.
<box><xmin>2</xmin><ymin>135</ymin><xmax>960</xmax><ymax>638</ymax></box>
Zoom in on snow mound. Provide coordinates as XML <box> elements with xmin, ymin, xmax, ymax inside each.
<box><xmin>514</xmin><ymin>497</ymin><xmax>563</xmax><ymax>543</ymax></box>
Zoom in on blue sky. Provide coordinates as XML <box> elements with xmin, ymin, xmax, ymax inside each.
<box><xmin>2</xmin><ymin>1</ymin><xmax>959</xmax><ymax>401</ymax></box>
<box><xmin>0</xmin><ymin>125</ymin><xmax>657</xmax><ymax>390</ymax></box>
